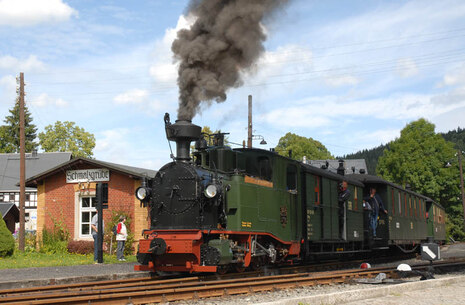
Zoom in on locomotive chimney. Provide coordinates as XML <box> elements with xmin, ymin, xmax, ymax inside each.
<box><xmin>164</xmin><ymin>113</ymin><xmax>201</xmax><ymax>162</ymax></box>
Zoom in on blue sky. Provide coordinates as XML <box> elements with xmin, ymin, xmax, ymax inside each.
<box><xmin>1</xmin><ymin>0</ymin><xmax>465</xmax><ymax>170</ymax></box>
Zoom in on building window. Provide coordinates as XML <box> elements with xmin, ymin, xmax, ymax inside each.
<box><xmin>80</xmin><ymin>196</ymin><xmax>97</xmax><ymax>238</ymax></box>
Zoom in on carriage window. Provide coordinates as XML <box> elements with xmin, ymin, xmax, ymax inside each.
<box><xmin>398</xmin><ymin>192</ymin><xmax>402</xmax><ymax>215</ymax></box>
<box><xmin>354</xmin><ymin>187</ymin><xmax>358</xmax><ymax>211</ymax></box>
<box><xmin>404</xmin><ymin>194</ymin><xmax>407</xmax><ymax>217</ymax></box>
<box><xmin>286</xmin><ymin>164</ymin><xmax>297</xmax><ymax>190</ymax></box>
<box><xmin>409</xmin><ymin>197</ymin><xmax>412</xmax><ymax>217</ymax></box>
<box><xmin>314</xmin><ymin>175</ymin><xmax>320</xmax><ymax>205</ymax></box>
<box><xmin>417</xmin><ymin>199</ymin><xmax>420</xmax><ymax>218</ymax></box>
<box><xmin>391</xmin><ymin>189</ymin><xmax>395</xmax><ymax>215</ymax></box>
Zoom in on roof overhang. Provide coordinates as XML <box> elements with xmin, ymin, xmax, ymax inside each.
<box><xmin>25</xmin><ymin>157</ymin><xmax>155</xmax><ymax>187</ymax></box>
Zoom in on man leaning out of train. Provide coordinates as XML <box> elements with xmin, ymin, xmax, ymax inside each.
<box><xmin>116</xmin><ymin>216</ymin><xmax>128</xmax><ymax>261</ymax></box>
<box><xmin>364</xmin><ymin>188</ymin><xmax>387</xmax><ymax>237</ymax></box>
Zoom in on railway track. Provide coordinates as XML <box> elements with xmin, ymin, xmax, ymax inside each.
<box><xmin>1</xmin><ymin>258</ymin><xmax>464</xmax><ymax>305</ymax></box>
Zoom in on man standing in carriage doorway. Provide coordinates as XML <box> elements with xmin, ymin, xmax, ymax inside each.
<box><xmin>338</xmin><ymin>180</ymin><xmax>351</xmax><ymax>240</ymax></box>
<box><xmin>365</xmin><ymin>187</ymin><xmax>387</xmax><ymax>238</ymax></box>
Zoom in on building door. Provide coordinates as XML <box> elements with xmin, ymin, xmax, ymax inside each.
<box><xmin>80</xmin><ymin>196</ymin><xmax>97</xmax><ymax>238</ymax></box>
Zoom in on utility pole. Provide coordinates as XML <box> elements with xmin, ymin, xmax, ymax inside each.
<box><xmin>18</xmin><ymin>72</ymin><xmax>25</xmax><ymax>251</ymax></box>
<box><xmin>458</xmin><ymin>150</ymin><xmax>465</xmax><ymax>230</ymax></box>
<box><xmin>247</xmin><ymin>95</ymin><xmax>252</xmax><ymax>148</ymax></box>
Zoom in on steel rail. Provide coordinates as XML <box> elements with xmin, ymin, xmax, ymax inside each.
<box><xmin>0</xmin><ymin>258</ymin><xmax>464</xmax><ymax>305</ymax></box>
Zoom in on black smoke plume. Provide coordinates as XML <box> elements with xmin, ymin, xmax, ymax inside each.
<box><xmin>172</xmin><ymin>0</ymin><xmax>288</xmax><ymax>120</ymax></box>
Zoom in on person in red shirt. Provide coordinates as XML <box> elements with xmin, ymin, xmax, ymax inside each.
<box><xmin>116</xmin><ymin>216</ymin><xmax>128</xmax><ymax>261</ymax></box>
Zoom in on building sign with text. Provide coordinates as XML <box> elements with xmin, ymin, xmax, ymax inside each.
<box><xmin>66</xmin><ymin>169</ymin><xmax>110</xmax><ymax>183</ymax></box>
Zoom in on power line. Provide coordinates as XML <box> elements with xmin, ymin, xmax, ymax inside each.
<box><xmin>28</xmin><ymin>52</ymin><xmax>465</xmax><ymax>100</ymax></box>
<box><xmin>25</xmin><ymin>27</ymin><xmax>465</xmax><ymax>78</ymax></box>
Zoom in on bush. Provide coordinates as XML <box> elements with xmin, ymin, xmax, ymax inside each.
<box><xmin>0</xmin><ymin>213</ymin><xmax>15</xmax><ymax>257</ymax></box>
<box><xmin>67</xmin><ymin>240</ymin><xmax>94</xmax><ymax>254</ymax></box>
<box><xmin>40</xmin><ymin>227</ymin><xmax>68</xmax><ymax>254</ymax></box>
<box><xmin>40</xmin><ymin>213</ymin><xmax>70</xmax><ymax>254</ymax></box>
<box><xmin>25</xmin><ymin>231</ymin><xmax>37</xmax><ymax>252</ymax></box>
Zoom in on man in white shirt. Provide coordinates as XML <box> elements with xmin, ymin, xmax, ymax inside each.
<box><xmin>91</xmin><ymin>210</ymin><xmax>104</xmax><ymax>263</ymax></box>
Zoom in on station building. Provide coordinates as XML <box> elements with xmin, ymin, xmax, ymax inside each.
<box><xmin>25</xmin><ymin>158</ymin><xmax>156</xmax><ymax>249</ymax></box>
<box><xmin>0</xmin><ymin>152</ymin><xmax>72</xmax><ymax>231</ymax></box>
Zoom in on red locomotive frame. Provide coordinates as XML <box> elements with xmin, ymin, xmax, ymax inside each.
<box><xmin>135</xmin><ymin>230</ymin><xmax>301</xmax><ymax>273</ymax></box>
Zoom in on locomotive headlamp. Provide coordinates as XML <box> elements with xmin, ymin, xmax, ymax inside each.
<box><xmin>135</xmin><ymin>186</ymin><xmax>150</xmax><ymax>201</ymax></box>
<box><xmin>204</xmin><ymin>184</ymin><xmax>218</xmax><ymax>198</ymax></box>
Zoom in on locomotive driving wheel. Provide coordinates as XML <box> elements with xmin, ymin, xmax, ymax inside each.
<box><xmin>216</xmin><ymin>265</ymin><xmax>229</xmax><ymax>275</ymax></box>
<box><xmin>234</xmin><ymin>264</ymin><xmax>246</xmax><ymax>273</ymax></box>
<box><xmin>249</xmin><ymin>257</ymin><xmax>264</xmax><ymax>271</ymax></box>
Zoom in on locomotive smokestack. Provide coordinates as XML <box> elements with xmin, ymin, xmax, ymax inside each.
<box><xmin>164</xmin><ymin>113</ymin><xmax>201</xmax><ymax>162</ymax></box>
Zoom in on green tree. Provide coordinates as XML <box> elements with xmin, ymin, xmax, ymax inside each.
<box><xmin>275</xmin><ymin>132</ymin><xmax>333</xmax><ymax>161</ymax></box>
<box><xmin>343</xmin><ymin>144</ymin><xmax>389</xmax><ymax>175</ymax></box>
<box><xmin>0</xmin><ymin>100</ymin><xmax>38</xmax><ymax>153</ymax></box>
<box><xmin>441</xmin><ymin>127</ymin><xmax>465</xmax><ymax>151</ymax></box>
<box><xmin>38</xmin><ymin>121</ymin><xmax>96</xmax><ymax>158</ymax></box>
<box><xmin>0</xmin><ymin>213</ymin><xmax>15</xmax><ymax>257</ymax></box>
<box><xmin>376</xmin><ymin>119</ymin><xmax>462</xmax><ymax>240</ymax></box>
<box><xmin>0</xmin><ymin>126</ymin><xmax>15</xmax><ymax>153</ymax></box>
<box><xmin>377</xmin><ymin>119</ymin><xmax>458</xmax><ymax>204</ymax></box>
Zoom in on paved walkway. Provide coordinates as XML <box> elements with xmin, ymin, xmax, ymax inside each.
<box><xmin>0</xmin><ymin>262</ymin><xmax>150</xmax><ymax>289</ymax></box>
<box><xmin>345</xmin><ymin>278</ymin><xmax>465</xmax><ymax>305</ymax></box>
<box><xmin>257</xmin><ymin>275</ymin><xmax>465</xmax><ymax>305</ymax></box>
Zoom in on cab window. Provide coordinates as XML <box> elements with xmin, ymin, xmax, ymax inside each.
<box><xmin>286</xmin><ymin>164</ymin><xmax>297</xmax><ymax>190</ymax></box>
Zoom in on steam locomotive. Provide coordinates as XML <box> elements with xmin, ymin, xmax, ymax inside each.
<box><xmin>134</xmin><ymin>114</ymin><xmax>445</xmax><ymax>273</ymax></box>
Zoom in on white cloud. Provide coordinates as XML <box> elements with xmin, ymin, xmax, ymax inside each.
<box><xmin>442</xmin><ymin>64</ymin><xmax>465</xmax><ymax>86</ymax></box>
<box><xmin>30</xmin><ymin>93</ymin><xmax>68</xmax><ymax>107</ymax></box>
<box><xmin>260</xmin><ymin>92</ymin><xmax>465</xmax><ymax>128</ymax></box>
<box><xmin>113</xmin><ymin>89</ymin><xmax>149</xmax><ymax>105</ymax></box>
<box><xmin>149</xmin><ymin>15</ymin><xmax>192</xmax><ymax>84</ymax></box>
<box><xmin>94</xmin><ymin>128</ymin><xmax>167</xmax><ymax>170</ymax></box>
<box><xmin>0</xmin><ymin>0</ymin><xmax>76</xmax><ymax>27</ymax></box>
<box><xmin>396</xmin><ymin>58</ymin><xmax>418</xmax><ymax>78</ymax></box>
<box><xmin>0</xmin><ymin>74</ymin><xmax>16</xmax><ymax>93</ymax></box>
<box><xmin>0</xmin><ymin>55</ymin><xmax>45</xmax><ymax>72</ymax></box>
<box><xmin>95</xmin><ymin>128</ymin><xmax>130</xmax><ymax>153</ymax></box>
<box><xmin>352</xmin><ymin>129</ymin><xmax>400</xmax><ymax>147</ymax></box>
<box><xmin>247</xmin><ymin>45</ymin><xmax>313</xmax><ymax>85</ymax></box>
<box><xmin>112</xmin><ymin>89</ymin><xmax>169</xmax><ymax>116</ymax></box>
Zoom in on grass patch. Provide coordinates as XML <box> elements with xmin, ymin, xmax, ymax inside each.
<box><xmin>0</xmin><ymin>251</ymin><xmax>137</xmax><ymax>269</ymax></box>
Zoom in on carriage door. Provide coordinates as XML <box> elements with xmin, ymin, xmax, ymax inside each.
<box><xmin>287</xmin><ymin>164</ymin><xmax>298</xmax><ymax>240</ymax></box>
